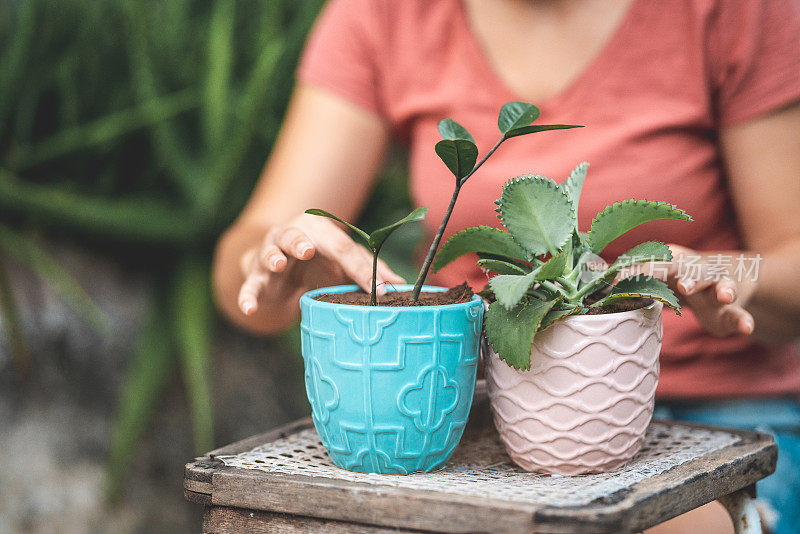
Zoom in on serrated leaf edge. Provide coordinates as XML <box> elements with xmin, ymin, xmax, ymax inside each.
<box><xmin>587</xmin><ymin>199</ymin><xmax>692</xmax><ymax>253</ymax></box>
<box><xmin>595</xmin><ymin>277</ymin><xmax>681</xmax><ymax>315</ymax></box>
<box><xmin>539</xmin><ymin>305</ymin><xmax>582</xmax><ymax>331</ymax></box>
<box><xmin>433</xmin><ymin>225</ymin><xmax>530</xmax><ymax>271</ymax></box>
<box><xmin>486</xmin><ymin>298</ymin><xmax>559</xmax><ymax>370</ymax></box>
<box><xmin>497</xmin><ymin>174</ymin><xmax>576</xmax><ymax>255</ymax></box>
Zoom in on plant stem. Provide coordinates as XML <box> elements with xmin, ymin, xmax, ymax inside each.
<box><xmin>556</xmin><ymin>276</ymin><xmax>577</xmax><ymax>293</ymax></box>
<box><xmin>370</xmin><ymin>246</ymin><xmax>380</xmax><ymax>306</ymax></box>
<box><xmin>526</xmin><ymin>288</ymin><xmax>550</xmax><ymax>300</ymax></box>
<box><xmin>575</xmin><ymin>278</ymin><xmax>606</xmax><ymax>301</ymax></box>
<box><xmin>457</xmin><ymin>137</ymin><xmax>504</xmax><ymax>188</ymax></box>
<box><xmin>568</xmin><ymin>263</ymin><xmax>582</xmax><ymax>284</ymax></box>
<box><xmin>539</xmin><ymin>279</ymin><xmax>571</xmax><ymax>300</ymax></box>
<box><xmin>410</xmin><ymin>137</ymin><xmax>506</xmax><ymax>301</ymax></box>
<box><xmin>410</xmin><ymin>183</ymin><xmax>461</xmax><ymax>301</ymax></box>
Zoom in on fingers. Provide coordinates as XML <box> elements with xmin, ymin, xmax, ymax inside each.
<box><xmin>737</xmin><ymin>311</ymin><xmax>755</xmax><ymax>336</ymax></box>
<box><xmin>240</xmin><ymin>224</ymin><xmax>314</xmax><ymax>316</ymax></box>
<box><xmin>682</xmin><ymin>287</ymin><xmax>754</xmax><ymax>337</ymax></box>
<box><xmin>259</xmin><ymin>243</ymin><xmax>287</xmax><ymax>272</ymax></box>
<box><xmin>715</xmin><ymin>278</ymin><xmax>737</xmax><ymax>304</ymax></box>
<box><xmin>315</xmin><ymin>234</ymin><xmax>381</xmax><ymax>294</ymax></box>
<box><xmin>667</xmin><ymin>243</ymin><xmax>716</xmax><ymax>293</ymax></box>
<box><xmin>239</xmin><ymin>269</ymin><xmax>269</xmax><ymax>316</ymax></box>
<box><xmin>719</xmin><ymin>305</ymin><xmax>755</xmax><ymax>336</ymax></box>
<box><xmin>240</xmin><ymin>248</ymin><xmax>258</xmax><ymax>277</ymax></box>
<box><xmin>377</xmin><ymin>259</ymin><xmax>407</xmax><ymax>287</ymax></box>
<box><xmin>677</xmin><ymin>275</ymin><xmax>718</xmax><ymax>296</ymax></box>
<box><xmin>275</xmin><ymin>226</ymin><xmax>315</xmax><ymax>260</ymax></box>
<box><xmin>242</xmin><ymin>217</ymin><xmax>409</xmax><ymax>311</ymax></box>
<box><xmin>677</xmin><ymin>275</ymin><xmax>733</xmax><ymax>298</ymax></box>
<box><xmin>663</xmin><ymin>244</ymin><xmax>755</xmax><ymax>337</ymax></box>
<box><xmin>667</xmin><ymin>244</ymin><xmax>739</xmax><ymax>301</ymax></box>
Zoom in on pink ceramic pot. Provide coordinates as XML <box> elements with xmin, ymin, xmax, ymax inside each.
<box><xmin>484</xmin><ymin>301</ymin><xmax>662</xmax><ymax>475</ymax></box>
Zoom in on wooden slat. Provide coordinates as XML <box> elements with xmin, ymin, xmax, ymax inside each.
<box><xmin>203</xmin><ymin>506</ymin><xmax>430</xmax><ymax>533</ymax></box>
<box><xmin>209</xmin><ymin>466</ymin><xmax>537</xmax><ymax>533</ymax></box>
<box><xmin>531</xmin><ymin>431</ymin><xmax>776</xmax><ymax>533</ymax></box>
<box><xmin>184</xmin><ymin>383</ymin><xmax>777</xmax><ymax>533</ymax></box>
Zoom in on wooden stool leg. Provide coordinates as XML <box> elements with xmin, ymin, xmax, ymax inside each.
<box><xmin>718</xmin><ymin>487</ymin><xmax>761</xmax><ymax>534</ymax></box>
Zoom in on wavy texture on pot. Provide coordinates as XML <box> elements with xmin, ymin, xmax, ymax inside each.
<box><xmin>436</xmin><ymin>162</ymin><xmax>692</xmax><ymax>369</ymax></box>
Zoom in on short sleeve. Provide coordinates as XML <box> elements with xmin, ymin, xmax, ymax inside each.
<box><xmin>296</xmin><ymin>0</ymin><xmax>383</xmax><ymax>115</ymax></box>
<box><xmin>709</xmin><ymin>0</ymin><xmax>800</xmax><ymax>126</ymax></box>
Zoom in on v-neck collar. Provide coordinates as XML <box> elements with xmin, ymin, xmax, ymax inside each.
<box><xmin>456</xmin><ymin>0</ymin><xmax>642</xmax><ymax>110</ymax></box>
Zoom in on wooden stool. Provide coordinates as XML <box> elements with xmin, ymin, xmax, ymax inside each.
<box><xmin>185</xmin><ymin>391</ymin><xmax>775</xmax><ymax>533</ymax></box>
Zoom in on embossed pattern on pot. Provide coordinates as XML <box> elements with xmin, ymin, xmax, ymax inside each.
<box><xmin>300</xmin><ymin>285</ymin><xmax>483</xmax><ymax>474</ymax></box>
<box><xmin>485</xmin><ymin>302</ymin><xmax>662</xmax><ymax>475</ymax></box>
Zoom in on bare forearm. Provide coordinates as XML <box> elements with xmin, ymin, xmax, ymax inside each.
<box><xmin>717</xmin><ymin>102</ymin><xmax>800</xmax><ymax>342</ymax></box>
<box><xmin>211</xmin><ymin>83</ymin><xmax>391</xmax><ymax>336</ymax></box>
<box><xmin>745</xmin><ymin>238</ymin><xmax>800</xmax><ymax>342</ymax></box>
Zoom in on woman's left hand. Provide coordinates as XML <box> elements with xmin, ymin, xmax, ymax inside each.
<box><xmin>662</xmin><ymin>244</ymin><xmax>756</xmax><ymax>337</ymax></box>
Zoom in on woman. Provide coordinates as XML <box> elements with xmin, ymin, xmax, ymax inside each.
<box><xmin>213</xmin><ymin>0</ymin><xmax>800</xmax><ymax>531</ymax></box>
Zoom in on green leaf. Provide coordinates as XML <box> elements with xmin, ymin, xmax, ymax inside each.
<box><xmin>498</xmin><ymin>101</ymin><xmax>540</xmax><ymax>135</ymax></box>
<box><xmin>0</xmin><ymin>223</ymin><xmax>109</xmax><ymax>331</ymax></box>
<box><xmin>435</xmin><ymin>139</ymin><xmax>478</xmax><ymax>179</ymax></box>
<box><xmin>368</xmin><ymin>206</ymin><xmax>428</xmax><ymax>250</ymax></box>
<box><xmin>563</xmin><ymin>162</ymin><xmax>589</xmax><ymax>217</ymax></box>
<box><xmin>106</xmin><ymin>298</ymin><xmax>175</xmax><ymax>499</ymax></box>
<box><xmin>202</xmin><ymin>36</ymin><xmax>286</xmax><ymax>212</ymax></box>
<box><xmin>11</xmin><ymin>88</ymin><xmax>199</xmax><ymax>171</ymax></box>
<box><xmin>203</xmin><ymin>0</ymin><xmax>234</xmax><ymax>148</ymax></box>
<box><xmin>433</xmin><ymin>226</ymin><xmax>531</xmax><ymax>271</ymax></box>
<box><xmin>438</xmin><ymin>118</ymin><xmax>474</xmax><ymax>143</ymax></box>
<box><xmin>587</xmin><ymin>200</ymin><xmax>692</xmax><ymax>254</ymax></box>
<box><xmin>485</xmin><ymin>298</ymin><xmax>559</xmax><ymax>370</ymax></box>
<box><xmin>584</xmin><ymin>241</ymin><xmax>673</xmax><ymax>290</ymax></box>
<box><xmin>0</xmin><ymin>169</ymin><xmax>197</xmax><ymax>244</ymax></box>
<box><xmin>571</xmin><ymin>229</ymin><xmax>591</xmax><ymax>256</ymax></box>
<box><xmin>489</xmin><ymin>270</ymin><xmax>539</xmax><ymax>309</ymax></box>
<box><xmin>536</xmin><ymin>248</ymin><xmax>570</xmax><ymax>281</ymax></box>
<box><xmin>595</xmin><ymin>275</ymin><xmax>681</xmax><ymax>314</ymax></box>
<box><xmin>477</xmin><ymin>258</ymin><xmax>528</xmax><ymax>275</ymax></box>
<box><xmin>540</xmin><ymin>306</ymin><xmax>582</xmax><ymax>331</ymax></box>
<box><xmin>607</xmin><ymin>241</ymin><xmax>672</xmax><ymax>275</ymax></box>
<box><xmin>503</xmin><ymin>124</ymin><xmax>584</xmax><ymax>139</ymax></box>
<box><xmin>0</xmin><ymin>260</ymin><xmax>30</xmax><ymax>376</ymax></box>
<box><xmin>305</xmin><ymin>208</ymin><xmax>371</xmax><ymax>248</ymax></box>
<box><xmin>172</xmin><ymin>258</ymin><xmax>214</xmax><ymax>454</ymax></box>
<box><xmin>0</xmin><ymin>1</ymin><xmax>37</xmax><ymax>127</ymax></box>
<box><xmin>497</xmin><ymin>175</ymin><xmax>575</xmax><ymax>256</ymax></box>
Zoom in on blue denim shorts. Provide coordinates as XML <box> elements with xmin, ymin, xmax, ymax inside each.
<box><xmin>654</xmin><ymin>399</ymin><xmax>800</xmax><ymax>534</ymax></box>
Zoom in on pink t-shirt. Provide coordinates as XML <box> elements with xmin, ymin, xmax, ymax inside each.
<box><xmin>297</xmin><ymin>0</ymin><xmax>800</xmax><ymax>399</ymax></box>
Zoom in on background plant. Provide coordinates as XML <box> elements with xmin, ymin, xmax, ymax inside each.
<box><xmin>305</xmin><ymin>207</ymin><xmax>427</xmax><ymax>304</ymax></box>
<box><xmin>410</xmin><ymin>102</ymin><xmax>581</xmax><ymax>300</ymax></box>
<box><xmin>434</xmin><ymin>163</ymin><xmax>692</xmax><ymax>369</ymax></box>
<box><xmin>0</xmin><ymin>0</ymin><xmax>420</xmax><ymax>499</ymax></box>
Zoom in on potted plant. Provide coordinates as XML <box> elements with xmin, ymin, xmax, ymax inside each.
<box><xmin>434</xmin><ymin>163</ymin><xmax>691</xmax><ymax>475</ymax></box>
<box><xmin>299</xmin><ymin>103</ymin><xmax>581</xmax><ymax>473</ymax></box>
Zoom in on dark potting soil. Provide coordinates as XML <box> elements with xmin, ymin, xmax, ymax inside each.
<box><xmin>581</xmin><ymin>297</ymin><xmax>653</xmax><ymax>315</ymax></box>
<box><xmin>314</xmin><ymin>282</ymin><xmax>474</xmax><ymax>307</ymax></box>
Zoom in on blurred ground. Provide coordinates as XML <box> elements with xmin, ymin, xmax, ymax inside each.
<box><xmin>0</xmin><ymin>243</ymin><xmax>308</xmax><ymax>533</ymax></box>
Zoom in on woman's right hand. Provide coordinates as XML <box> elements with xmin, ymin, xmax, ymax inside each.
<box><xmin>237</xmin><ymin>213</ymin><xmax>406</xmax><ymax>316</ymax></box>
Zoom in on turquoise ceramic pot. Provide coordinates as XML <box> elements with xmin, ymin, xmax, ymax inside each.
<box><xmin>299</xmin><ymin>285</ymin><xmax>483</xmax><ymax>474</ymax></box>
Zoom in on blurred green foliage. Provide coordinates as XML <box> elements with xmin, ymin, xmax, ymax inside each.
<box><xmin>0</xmin><ymin>0</ymin><xmax>417</xmax><ymax>498</ymax></box>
